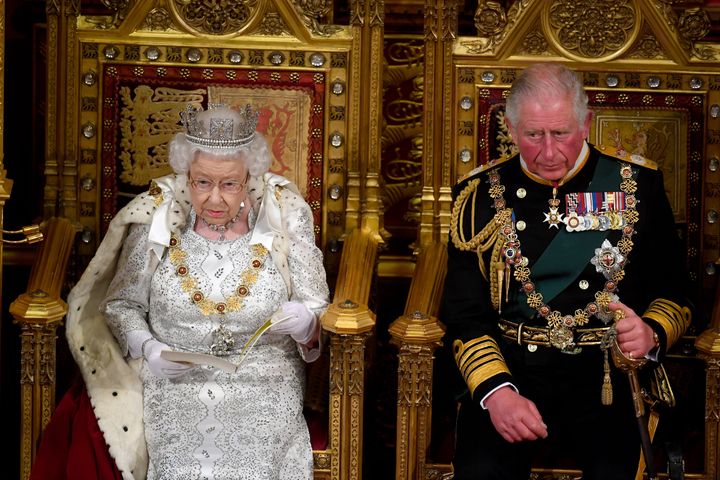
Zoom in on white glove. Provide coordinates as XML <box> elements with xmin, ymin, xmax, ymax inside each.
<box><xmin>269</xmin><ymin>301</ymin><xmax>319</xmax><ymax>345</ymax></box>
<box><xmin>143</xmin><ymin>338</ymin><xmax>193</xmax><ymax>379</ymax></box>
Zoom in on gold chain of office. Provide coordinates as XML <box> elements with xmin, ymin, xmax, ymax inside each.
<box><xmin>489</xmin><ymin>164</ymin><xmax>638</xmax><ymax>349</ymax></box>
<box><xmin>449</xmin><ymin>163</ymin><xmax>639</xmax><ymax>350</ymax></box>
<box><xmin>168</xmin><ymin>233</ymin><xmax>268</xmax><ymax>316</ymax></box>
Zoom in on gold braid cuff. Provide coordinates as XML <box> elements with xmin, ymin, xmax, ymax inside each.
<box><xmin>450</xmin><ymin>179</ymin><xmax>512</xmax><ymax>310</ymax></box>
<box><xmin>642</xmin><ymin>298</ymin><xmax>692</xmax><ymax>347</ymax></box>
<box><xmin>453</xmin><ymin>336</ymin><xmax>510</xmax><ymax>397</ymax></box>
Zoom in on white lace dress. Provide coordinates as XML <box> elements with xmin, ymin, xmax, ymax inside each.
<box><xmin>103</xmin><ymin>207</ymin><xmax>328</xmax><ymax>480</ymax></box>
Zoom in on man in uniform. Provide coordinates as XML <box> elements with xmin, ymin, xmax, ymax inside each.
<box><xmin>440</xmin><ymin>63</ymin><xmax>692</xmax><ymax>479</ymax></box>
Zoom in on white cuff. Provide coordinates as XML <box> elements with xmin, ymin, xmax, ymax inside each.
<box><xmin>297</xmin><ymin>330</ymin><xmax>323</xmax><ymax>363</ymax></box>
<box><xmin>298</xmin><ymin>343</ymin><xmax>321</xmax><ymax>363</ymax></box>
<box><xmin>126</xmin><ymin>330</ymin><xmax>153</xmax><ymax>359</ymax></box>
<box><xmin>479</xmin><ymin>382</ymin><xmax>518</xmax><ymax>409</ymax></box>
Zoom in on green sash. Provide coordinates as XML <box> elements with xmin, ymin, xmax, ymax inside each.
<box><xmin>517</xmin><ymin>155</ymin><xmax>621</xmax><ymax>316</ymax></box>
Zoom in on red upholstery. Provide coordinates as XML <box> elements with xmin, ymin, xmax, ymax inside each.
<box><xmin>30</xmin><ymin>377</ymin><xmax>122</xmax><ymax>480</ymax></box>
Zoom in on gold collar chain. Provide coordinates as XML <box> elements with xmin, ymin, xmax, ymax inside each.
<box><xmin>488</xmin><ymin>163</ymin><xmax>639</xmax><ymax>351</ymax></box>
<box><xmin>168</xmin><ymin>233</ymin><xmax>268</xmax><ymax>316</ymax></box>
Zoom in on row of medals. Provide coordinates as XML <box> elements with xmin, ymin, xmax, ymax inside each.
<box><xmin>544</xmin><ymin>195</ymin><xmax>629</xmax><ymax>232</ymax></box>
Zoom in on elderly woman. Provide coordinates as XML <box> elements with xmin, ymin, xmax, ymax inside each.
<box><xmin>35</xmin><ymin>104</ymin><xmax>329</xmax><ymax>480</ymax></box>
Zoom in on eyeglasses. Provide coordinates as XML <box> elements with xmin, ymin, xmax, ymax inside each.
<box><xmin>188</xmin><ymin>175</ymin><xmax>246</xmax><ymax>194</ymax></box>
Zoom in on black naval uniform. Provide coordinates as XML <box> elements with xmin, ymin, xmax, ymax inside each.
<box><xmin>440</xmin><ymin>143</ymin><xmax>692</xmax><ymax>480</ymax></box>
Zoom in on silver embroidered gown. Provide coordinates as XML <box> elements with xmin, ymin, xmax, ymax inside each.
<box><xmin>103</xmin><ymin>207</ymin><xmax>328</xmax><ymax>480</ymax></box>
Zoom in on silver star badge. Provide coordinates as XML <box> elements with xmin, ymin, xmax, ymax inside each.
<box><xmin>590</xmin><ymin>239</ymin><xmax>625</xmax><ymax>279</ymax></box>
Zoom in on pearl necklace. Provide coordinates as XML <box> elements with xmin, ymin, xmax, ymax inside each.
<box><xmin>199</xmin><ymin>201</ymin><xmax>245</xmax><ymax>241</ymax></box>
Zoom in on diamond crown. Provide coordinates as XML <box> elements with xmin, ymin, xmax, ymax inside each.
<box><xmin>180</xmin><ymin>103</ymin><xmax>259</xmax><ymax>149</ymax></box>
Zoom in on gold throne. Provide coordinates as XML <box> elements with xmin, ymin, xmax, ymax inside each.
<box><xmin>13</xmin><ymin>1</ymin><xmax>386</xmax><ymax>479</ymax></box>
<box><xmin>393</xmin><ymin>1</ymin><xmax>720</xmax><ymax>479</ymax></box>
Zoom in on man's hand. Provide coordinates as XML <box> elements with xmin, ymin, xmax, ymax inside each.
<box><xmin>610</xmin><ymin>301</ymin><xmax>656</xmax><ymax>358</ymax></box>
<box><xmin>484</xmin><ymin>386</ymin><xmax>548</xmax><ymax>443</ymax></box>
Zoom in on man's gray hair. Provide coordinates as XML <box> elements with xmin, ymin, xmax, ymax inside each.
<box><xmin>505</xmin><ymin>63</ymin><xmax>589</xmax><ymax>127</ymax></box>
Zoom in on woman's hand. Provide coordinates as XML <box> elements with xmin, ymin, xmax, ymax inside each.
<box><xmin>269</xmin><ymin>301</ymin><xmax>319</xmax><ymax>345</ymax></box>
<box><xmin>143</xmin><ymin>339</ymin><xmax>193</xmax><ymax>379</ymax></box>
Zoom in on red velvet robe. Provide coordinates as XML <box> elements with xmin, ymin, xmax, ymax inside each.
<box><xmin>30</xmin><ymin>378</ymin><xmax>122</xmax><ymax>480</ymax></box>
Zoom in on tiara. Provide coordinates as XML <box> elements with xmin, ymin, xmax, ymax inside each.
<box><xmin>180</xmin><ymin>103</ymin><xmax>259</xmax><ymax>149</ymax></box>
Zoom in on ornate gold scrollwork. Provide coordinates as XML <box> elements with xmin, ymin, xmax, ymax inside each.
<box><xmin>85</xmin><ymin>0</ymin><xmax>130</xmax><ymax>29</ymax></box>
<box><xmin>293</xmin><ymin>0</ymin><xmax>343</xmax><ymax>36</ymax></box>
<box><xmin>474</xmin><ymin>1</ymin><xmax>507</xmax><ymax>37</ymax></box>
<box><xmin>461</xmin><ymin>1</ymin><xmax>526</xmax><ymax>55</ymax></box>
<box><xmin>543</xmin><ymin>0</ymin><xmax>640</xmax><ymax>62</ymax></box>
<box><xmin>677</xmin><ymin>7</ymin><xmax>710</xmax><ymax>42</ymax></box>
<box><xmin>172</xmin><ymin>0</ymin><xmax>259</xmax><ymax>35</ymax></box>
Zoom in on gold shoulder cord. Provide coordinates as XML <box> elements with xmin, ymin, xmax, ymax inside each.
<box><xmin>450</xmin><ymin>178</ymin><xmax>512</xmax><ymax>311</ymax></box>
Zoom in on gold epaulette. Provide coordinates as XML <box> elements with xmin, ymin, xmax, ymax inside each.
<box><xmin>453</xmin><ymin>336</ymin><xmax>510</xmax><ymax>397</ymax></box>
<box><xmin>451</xmin><ymin>155</ymin><xmax>515</xmax><ymax>251</ymax></box>
<box><xmin>457</xmin><ymin>155</ymin><xmax>514</xmax><ymax>184</ymax></box>
<box><xmin>449</xmin><ymin>177</ymin><xmax>511</xmax><ymax>311</ymax></box>
<box><xmin>449</xmin><ymin>179</ymin><xmax>511</xmax><ymax>252</ymax></box>
<box><xmin>595</xmin><ymin>144</ymin><xmax>658</xmax><ymax>170</ymax></box>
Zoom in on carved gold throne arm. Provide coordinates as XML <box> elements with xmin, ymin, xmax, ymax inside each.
<box><xmin>10</xmin><ymin>217</ymin><xmax>76</xmax><ymax>480</ymax></box>
<box><xmin>319</xmin><ymin>228</ymin><xmax>379</xmax><ymax>480</ymax></box>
